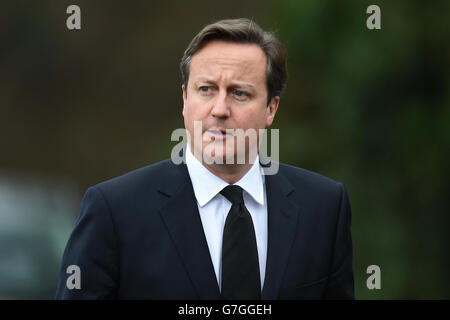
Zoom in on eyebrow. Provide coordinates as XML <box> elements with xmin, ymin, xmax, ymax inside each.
<box><xmin>194</xmin><ymin>77</ymin><xmax>256</xmax><ymax>90</ymax></box>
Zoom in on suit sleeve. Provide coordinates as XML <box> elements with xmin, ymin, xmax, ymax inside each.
<box><xmin>323</xmin><ymin>182</ymin><xmax>355</xmax><ymax>299</ymax></box>
<box><xmin>55</xmin><ymin>186</ymin><xmax>119</xmax><ymax>299</ymax></box>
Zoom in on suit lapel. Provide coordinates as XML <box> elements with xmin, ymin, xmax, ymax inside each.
<box><xmin>262</xmin><ymin>169</ymin><xmax>300</xmax><ymax>299</ymax></box>
<box><xmin>158</xmin><ymin>162</ymin><xmax>220</xmax><ymax>299</ymax></box>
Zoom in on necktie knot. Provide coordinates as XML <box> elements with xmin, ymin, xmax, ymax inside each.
<box><xmin>220</xmin><ymin>185</ymin><xmax>244</xmax><ymax>205</ymax></box>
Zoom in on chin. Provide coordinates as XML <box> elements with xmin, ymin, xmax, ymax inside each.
<box><xmin>201</xmin><ymin>143</ymin><xmax>237</xmax><ymax>165</ymax></box>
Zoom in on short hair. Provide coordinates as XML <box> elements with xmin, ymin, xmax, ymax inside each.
<box><xmin>180</xmin><ymin>18</ymin><xmax>287</xmax><ymax>104</ymax></box>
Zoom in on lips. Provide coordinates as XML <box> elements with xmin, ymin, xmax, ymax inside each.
<box><xmin>204</xmin><ymin>128</ymin><xmax>232</xmax><ymax>140</ymax></box>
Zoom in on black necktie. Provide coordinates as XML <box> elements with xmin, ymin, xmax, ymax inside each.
<box><xmin>220</xmin><ymin>185</ymin><xmax>261</xmax><ymax>299</ymax></box>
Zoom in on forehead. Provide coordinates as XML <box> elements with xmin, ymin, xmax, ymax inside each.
<box><xmin>189</xmin><ymin>40</ymin><xmax>267</xmax><ymax>84</ymax></box>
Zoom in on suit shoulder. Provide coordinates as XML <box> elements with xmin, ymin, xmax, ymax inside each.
<box><xmin>278</xmin><ymin>162</ymin><xmax>342</xmax><ymax>196</ymax></box>
<box><xmin>93</xmin><ymin>159</ymin><xmax>176</xmax><ymax>195</ymax></box>
<box><xmin>279</xmin><ymin>162</ymin><xmax>338</xmax><ymax>184</ymax></box>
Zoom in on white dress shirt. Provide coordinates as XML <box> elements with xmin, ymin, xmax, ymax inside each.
<box><xmin>185</xmin><ymin>144</ymin><xmax>268</xmax><ymax>291</ymax></box>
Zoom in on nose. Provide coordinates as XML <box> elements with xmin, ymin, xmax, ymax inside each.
<box><xmin>211</xmin><ymin>90</ymin><xmax>230</xmax><ymax>118</ymax></box>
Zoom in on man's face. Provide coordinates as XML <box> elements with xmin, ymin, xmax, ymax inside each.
<box><xmin>182</xmin><ymin>40</ymin><xmax>279</xmax><ymax>164</ymax></box>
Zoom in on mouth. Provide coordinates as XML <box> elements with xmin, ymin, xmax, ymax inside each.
<box><xmin>205</xmin><ymin>128</ymin><xmax>232</xmax><ymax>140</ymax></box>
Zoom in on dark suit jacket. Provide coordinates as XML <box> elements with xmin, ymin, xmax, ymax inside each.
<box><xmin>56</xmin><ymin>158</ymin><xmax>354</xmax><ymax>299</ymax></box>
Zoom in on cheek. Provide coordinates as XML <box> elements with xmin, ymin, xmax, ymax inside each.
<box><xmin>184</xmin><ymin>108</ymin><xmax>198</xmax><ymax>122</ymax></box>
<box><xmin>183</xmin><ymin>103</ymin><xmax>195</xmax><ymax>119</ymax></box>
<box><xmin>186</xmin><ymin>101</ymin><xmax>210</xmax><ymax>120</ymax></box>
<box><xmin>240</xmin><ymin>109</ymin><xmax>268</xmax><ymax>129</ymax></box>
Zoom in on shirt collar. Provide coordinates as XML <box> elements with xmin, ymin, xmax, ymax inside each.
<box><xmin>185</xmin><ymin>144</ymin><xmax>265</xmax><ymax>207</ymax></box>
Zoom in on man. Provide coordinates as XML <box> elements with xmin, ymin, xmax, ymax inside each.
<box><xmin>56</xmin><ymin>18</ymin><xmax>354</xmax><ymax>299</ymax></box>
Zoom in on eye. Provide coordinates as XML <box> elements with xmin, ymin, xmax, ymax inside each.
<box><xmin>199</xmin><ymin>86</ymin><xmax>211</xmax><ymax>93</ymax></box>
<box><xmin>233</xmin><ymin>90</ymin><xmax>248</xmax><ymax>100</ymax></box>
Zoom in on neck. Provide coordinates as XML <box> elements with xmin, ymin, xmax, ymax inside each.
<box><xmin>187</xmin><ymin>144</ymin><xmax>257</xmax><ymax>184</ymax></box>
<box><xmin>201</xmin><ymin>161</ymin><xmax>254</xmax><ymax>184</ymax></box>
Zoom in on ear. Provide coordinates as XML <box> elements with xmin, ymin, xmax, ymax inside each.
<box><xmin>182</xmin><ymin>84</ymin><xmax>187</xmax><ymax>116</ymax></box>
<box><xmin>265</xmin><ymin>96</ymin><xmax>280</xmax><ymax>128</ymax></box>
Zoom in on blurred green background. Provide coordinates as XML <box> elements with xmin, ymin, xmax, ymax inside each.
<box><xmin>0</xmin><ymin>0</ymin><xmax>448</xmax><ymax>299</ymax></box>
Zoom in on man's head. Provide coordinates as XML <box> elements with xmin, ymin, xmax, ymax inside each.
<box><xmin>180</xmin><ymin>18</ymin><xmax>287</xmax><ymax>167</ymax></box>
<box><xmin>181</xmin><ymin>18</ymin><xmax>287</xmax><ymax>105</ymax></box>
